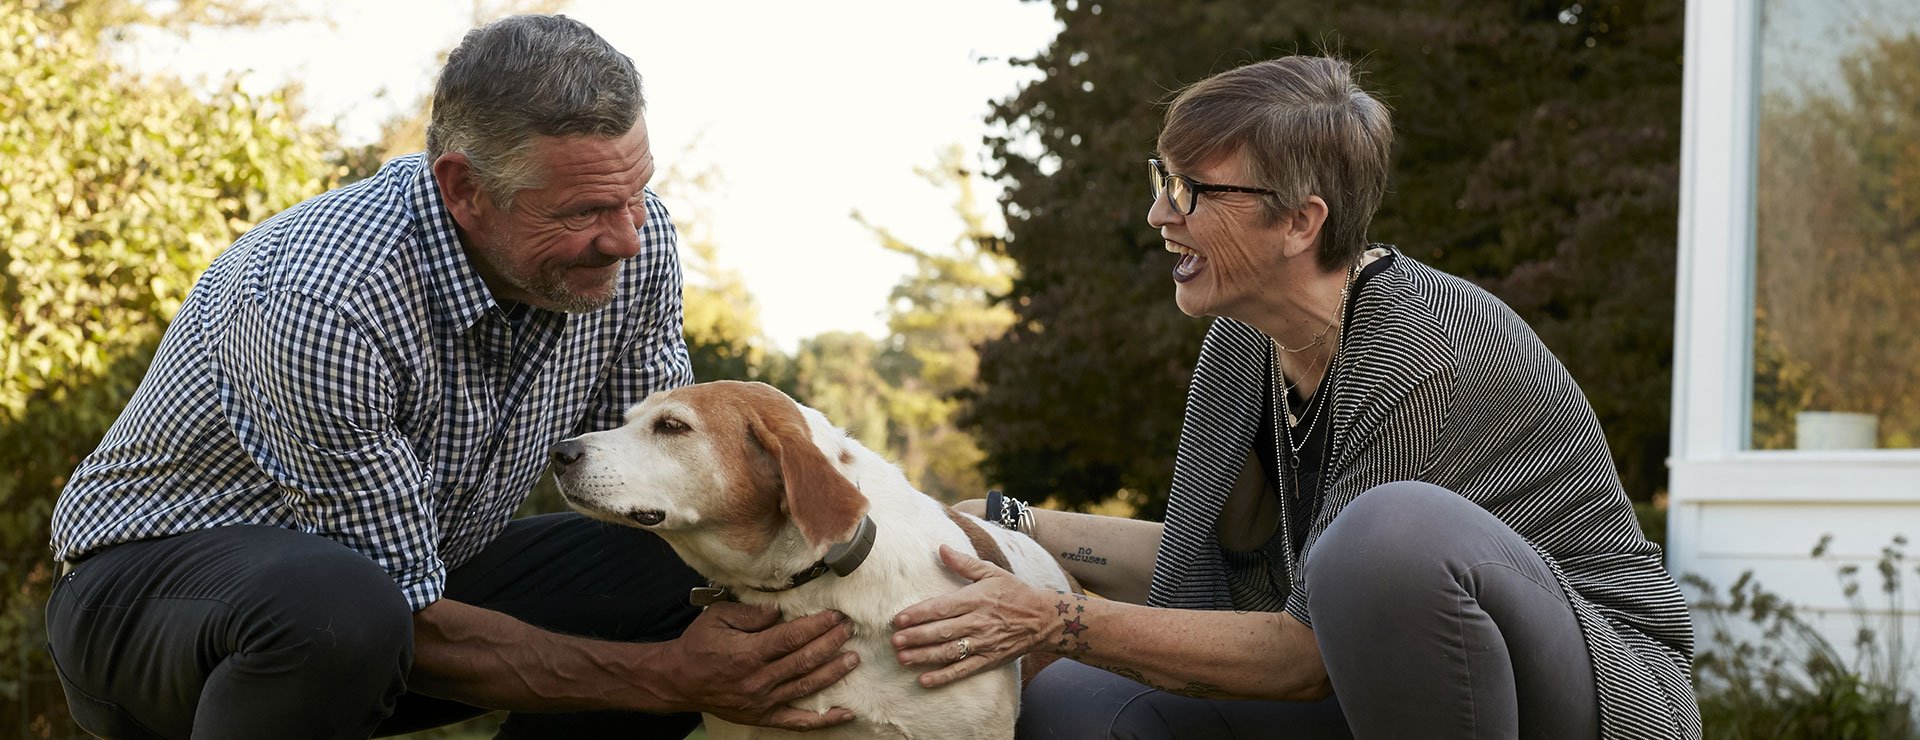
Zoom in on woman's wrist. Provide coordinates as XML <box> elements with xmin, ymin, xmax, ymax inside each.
<box><xmin>1040</xmin><ymin>589</ymin><xmax>1093</xmax><ymax>659</ymax></box>
<box><xmin>984</xmin><ymin>489</ymin><xmax>1036</xmax><ymax>538</ymax></box>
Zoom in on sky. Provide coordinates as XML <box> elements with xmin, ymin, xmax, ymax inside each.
<box><xmin>128</xmin><ymin>0</ymin><xmax>1061</xmax><ymax>349</ymax></box>
<box><xmin>1758</xmin><ymin>0</ymin><xmax>1920</xmax><ymax>99</ymax></box>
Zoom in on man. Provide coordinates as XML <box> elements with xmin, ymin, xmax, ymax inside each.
<box><xmin>46</xmin><ymin>15</ymin><xmax>856</xmax><ymax>739</ymax></box>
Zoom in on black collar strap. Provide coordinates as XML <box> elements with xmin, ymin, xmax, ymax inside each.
<box><xmin>689</xmin><ymin>515</ymin><xmax>878</xmax><ymax>607</ymax></box>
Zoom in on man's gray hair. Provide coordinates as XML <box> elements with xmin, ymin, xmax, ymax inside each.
<box><xmin>426</xmin><ymin>14</ymin><xmax>644</xmax><ymax>209</ymax></box>
<box><xmin>1158</xmin><ymin>56</ymin><xmax>1393</xmax><ymax>270</ymax></box>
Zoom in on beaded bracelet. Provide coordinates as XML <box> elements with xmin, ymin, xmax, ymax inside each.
<box><xmin>984</xmin><ymin>489</ymin><xmax>1034</xmax><ymax>537</ymax></box>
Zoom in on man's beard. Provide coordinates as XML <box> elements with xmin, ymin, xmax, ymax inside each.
<box><xmin>482</xmin><ymin>233</ymin><xmax>621</xmax><ymax>314</ymax></box>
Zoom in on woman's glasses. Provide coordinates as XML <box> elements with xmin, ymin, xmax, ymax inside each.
<box><xmin>1148</xmin><ymin>158</ymin><xmax>1277</xmax><ymax>215</ymax></box>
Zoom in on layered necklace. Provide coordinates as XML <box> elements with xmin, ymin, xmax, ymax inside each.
<box><xmin>1271</xmin><ymin>260</ymin><xmax>1358</xmax><ymax>484</ymax></box>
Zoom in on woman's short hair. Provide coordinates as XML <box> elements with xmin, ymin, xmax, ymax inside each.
<box><xmin>1157</xmin><ymin>56</ymin><xmax>1393</xmax><ymax>270</ymax></box>
<box><xmin>426</xmin><ymin>14</ymin><xmax>643</xmax><ymax>209</ymax></box>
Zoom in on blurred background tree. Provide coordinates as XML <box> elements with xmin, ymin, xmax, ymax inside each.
<box><xmin>855</xmin><ymin>145</ymin><xmax>1018</xmax><ymax>501</ymax></box>
<box><xmin>970</xmin><ymin>0</ymin><xmax>1684</xmax><ymax>518</ymax></box>
<box><xmin>0</xmin><ymin>0</ymin><xmax>341</xmax><ymax>732</ymax></box>
<box><xmin>649</xmin><ymin>154</ymin><xmax>790</xmax><ymax>389</ymax></box>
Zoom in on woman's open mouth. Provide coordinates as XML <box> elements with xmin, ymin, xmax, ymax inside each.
<box><xmin>1168</xmin><ymin>241</ymin><xmax>1206</xmax><ymax>283</ymax></box>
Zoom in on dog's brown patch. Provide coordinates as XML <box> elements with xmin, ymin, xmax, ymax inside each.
<box><xmin>944</xmin><ymin>507</ymin><xmax>1011</xmax><ymax>572</ymax></box>
<box><xmin>658</xmin><ymin>381</ymin><xmax>869</xmax><ymax>554</ymax></box>
<box><xmin>839</xmin><ymin>448</ymin><xmax>855</xmax><ymax>466</ymax></box>
<box><xmin>719</xmin><ymin>382</ymin><xmax>869</xmax><ymax>548</ymax></box>
<box><xmin>658</xmin><ymin>384</ymin><xmax>786</xmax><ymax>554</ymax></box>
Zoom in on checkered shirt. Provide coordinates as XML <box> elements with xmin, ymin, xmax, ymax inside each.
<box><xmin>49</xmin><ymin>154</ymin><xmax>693</xmax><ymax>610</ymax></box>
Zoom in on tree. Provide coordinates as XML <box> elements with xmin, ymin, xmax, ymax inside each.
<box><xmin>337</xmin><ymin>0</ymin><xmax>569</xmax><ymax>181</ymax></box>
<box><xmin>787</xmin><ymin>332</ymin><xmax>893</xmax><ymax>453</ymax></box>
<box><xmin>970</xmin><ymin>0</ymin><xmax>1684</xmax><ymax>518</ymax></box>
<box><xmin>0</xmin><ymin>0</ymin><xmax>343</xmax><ymax>730</ymax></box>
<box><xmin>856</xmin><ymin>145</ymin><xmax>1018</xmax><ymax>501</ymax></box>
<box><xmin>649</xmin><ymin>156</ymin><xmax>789</xmax><ymax>387</ymax></box>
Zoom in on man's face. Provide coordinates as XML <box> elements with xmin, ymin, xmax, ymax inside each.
<box><xmin>467</xmin><ymin>117</ymin><xmax>656</xmax><ymax>313</ymax></box>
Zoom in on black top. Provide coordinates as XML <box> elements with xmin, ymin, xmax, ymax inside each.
<box><xmin>1254</xmin><ymin>252</ymin><xmax>1395</xmax><ymax>554</ymax></box>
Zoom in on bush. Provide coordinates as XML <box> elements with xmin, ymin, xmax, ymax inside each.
<box><xmin>1686</xmin><ymin>534</ymin><xmax>1918</xmax><ymax>739</ymax></box>
<box><xmin>0</xmin><ymin>1</ymin><xmax>341</xmax><ymax>732</ymax></box>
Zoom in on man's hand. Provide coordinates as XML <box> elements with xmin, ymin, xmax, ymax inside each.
<box><xmin>663</xmin><ymin>602</ymin><xmax>861</xmax><ymax>731</ymax></box>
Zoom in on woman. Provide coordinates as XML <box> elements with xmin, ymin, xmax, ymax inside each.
<box><xmin>890</xmin><ymin>56</ymin><xmax>1699</xmax><ymax>739</ymax></box>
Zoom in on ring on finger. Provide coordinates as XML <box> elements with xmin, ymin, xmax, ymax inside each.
<box><xmin>954</xmin><ymin>638</ymin><xmax>971</xmax><ymax>660</ymax></box>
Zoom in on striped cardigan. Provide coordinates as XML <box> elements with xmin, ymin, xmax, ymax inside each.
<box><xmin>1146</xmin><ymin>250</ymin><xmax>1700</xmax><ymax>739</ymax></box>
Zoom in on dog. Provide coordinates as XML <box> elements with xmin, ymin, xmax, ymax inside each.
<box><xmin>550</xmin><ymin>380</ymin><xmax>1073</xmax><ymax>739</ymax></box>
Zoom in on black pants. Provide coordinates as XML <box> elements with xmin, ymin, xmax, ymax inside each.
<box><xmin>45</xmin><ymin>514</ymin><xmax>706</xmax><ymax>739</ymax></box>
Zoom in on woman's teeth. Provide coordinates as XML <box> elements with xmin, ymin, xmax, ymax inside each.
<box><xmin>1168</xmin><ymin>242</ymin><xmax>1206</xmax><ymax>283</ymax></box>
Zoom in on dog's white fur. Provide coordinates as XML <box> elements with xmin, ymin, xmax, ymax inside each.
<box><xmin>553</xmin><ymin>380</ymin><xmax>1070</xmax><ymax>739</ymax></box>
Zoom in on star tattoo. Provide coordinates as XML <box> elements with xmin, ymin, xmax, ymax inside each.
<box><xmin>1054</xmin><ymin>590</ymin><xmax>1092</xmax><ymax>659</ymax></box>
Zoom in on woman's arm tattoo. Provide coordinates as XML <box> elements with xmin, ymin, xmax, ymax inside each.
<box><xmin>1060</xmin><ymin>545</ymin><xmax>1109</xmax><ymax>566</ymax></box>
<box><xmin>1104</xmin><ymin>667</ymin><xmax>1227</xmax><ymax>699</ymax></box>
<box><xmin>1050</xmin><ymin>591</ymin><xmax>1227</xmax><ymax>699</ymax></box>
<box><xmin>1053</xmin><ymin>591</ymin><xmax>1091</xmax><ymax>659</ymax></box>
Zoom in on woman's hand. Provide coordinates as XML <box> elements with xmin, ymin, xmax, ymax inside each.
<box><xmin>890</xmin><ymin>544</ymin><xmax>1064</xmax><ymax>688</ymax></box>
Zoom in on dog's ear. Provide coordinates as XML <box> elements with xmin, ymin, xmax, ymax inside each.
<box><xmin>747</xmin><ymin>403</ymin><xmax>868</xmax><ymax>549</ymax></box>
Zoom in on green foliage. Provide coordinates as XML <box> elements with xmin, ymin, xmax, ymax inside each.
<box><xmin>681</xmin><ymin>234</ymin><xmax>781</xmax><ymax>385</ymax></box>
<box><xmin>857</xmin><ymin>146</ymin><xmax>1018</xmax><ymax>501</ymax></box>
<box><xmin>1632</xmin><ymin>497</ymin><xmax>1667</xmax><ymax>550</ymax></box>
<box><xmin>1686</xmin><ymin>534</ymin><xmax>1919</xmax><ymax>739</ymax></box>
<box><xmin>648</xmin><ymin>158</ymin><xmax>790</xmax><ymax>389</ymax></box>
<box><xmin>971</xmin><ymin>0</ymin><xmax>1683</xmax><ymax>516</ymax></box>
<box><xmin>668</xmin><ymin>146</ymin><xmax>1015</xmax><ymax>503</ymax></box>
<box><xmin>787</xmin><ymin>332</ymin><xmax>894</xmax><ymax>453</ymax></box>
<box><xmin>0</xmin><ymin>0</ymin><xmax>341</xmax><ymax>731</ymax></box>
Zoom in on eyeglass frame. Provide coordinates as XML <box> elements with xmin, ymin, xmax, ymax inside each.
<box><xmin>1148</xmin><ymin>158</ymin><xmax>1278</xmax><ymax>215</ymax></box>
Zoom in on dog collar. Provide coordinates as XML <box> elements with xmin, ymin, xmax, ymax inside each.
<box><xmin>689</xmin><ymin>514</ymin><xmax>878</xmax><ymax>607</ymax></box>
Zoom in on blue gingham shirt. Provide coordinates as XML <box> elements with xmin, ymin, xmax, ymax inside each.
<box><xmin>49</xmin><ymin>154</ymin><xmax>693</xmax><ymax>610</ymax></box>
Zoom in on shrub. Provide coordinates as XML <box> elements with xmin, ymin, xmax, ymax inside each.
<box><xmin>1686</xmin><ymin>534</ymin><xmax>1917</xmax><ymax>739</ymax></box>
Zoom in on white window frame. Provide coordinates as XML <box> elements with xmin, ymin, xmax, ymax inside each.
<box><xmin>1670</xmin><ymin>0</ymin><xmax>1920</xmax><ymax>604</ymax></box>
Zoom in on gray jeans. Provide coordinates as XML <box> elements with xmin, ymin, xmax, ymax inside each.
<box><xmin>1017</xmin><ymin>481</ymin><xmax>1601</xmax><ymax>740</ymax></box>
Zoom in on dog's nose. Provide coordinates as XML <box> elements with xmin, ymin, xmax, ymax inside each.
<box><xmin>550</xmin><ymin>440</ymin><xmax>587</xmax><ymax>468</ymax></box>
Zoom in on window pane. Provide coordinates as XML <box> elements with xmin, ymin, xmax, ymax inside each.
<box><xmin>1752</xmin><ymin>0</ymin><xmax>1920</xmax><ymax>450</ymax></box>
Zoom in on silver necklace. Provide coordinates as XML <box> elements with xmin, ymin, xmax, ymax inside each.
<box><xmin>1276</xmin><ymin>318</ymin><xmax>1338</xmax><ymax>354</ymax></box>
<box><xmin>1272</xmin><ymin>261</ymin><xmax>1358</xmax><ymax>478</ymax></box>
<box><xmin>1273</xmin><ymin>262</ymin><xmax>1357</xmax><ymax>429</ymax></box>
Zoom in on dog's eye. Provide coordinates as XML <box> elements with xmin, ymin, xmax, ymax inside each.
<box><xmin>654</xmin><ymin>416</ymin><xmax>690</xmax><ymax>434</ymax></box>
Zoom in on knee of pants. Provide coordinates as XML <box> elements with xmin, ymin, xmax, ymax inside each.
<box><xmin>1305</xmin><ymin>481</ymin><xmax>1468</xmax><ymax>604</ymax></box>
<box><xmin>1020</xmin><ymin>659</ymin><xmax>1167</xmax><ymax>740</ymax></box>
<box><xmin>1106</xmin><ymin>695</ymin><xmax>1186</xmax><ymax>740</ymax></box>
<box><xmin>234</xmin><ymin>543</ymin><xmax>415</xmax><ymax>678</ymax></box>
<box><xmin>1019</xmin><ymin>659</ymin><xmax>1089</xmax><ymax>724</ymax></box>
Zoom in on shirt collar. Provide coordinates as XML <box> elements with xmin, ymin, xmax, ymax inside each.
<box><xmin>407</xmin><ymin>155</ymin><xmax>503</xmax><ymax>334</ymax></box>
